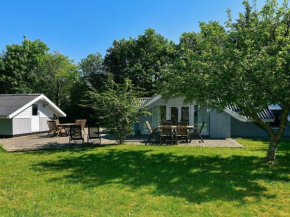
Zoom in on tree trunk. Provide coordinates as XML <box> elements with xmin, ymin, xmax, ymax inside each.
<box><xmin>244</xmin><ymin>105</ymin><xmax>290</xmax><ymax>164</ymax></box>
<box><xmin>266</xmin><ymin>137</ymin><xmax>279</xmax><ymax>163</ymax></box>
<box><xmin>266</xmin><ymin>105</ymin><xmax>290</xmax><ymax>164</ymax></box>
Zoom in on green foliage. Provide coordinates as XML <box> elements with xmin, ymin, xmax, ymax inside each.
<box><xmin>104</xmin><ymin>28</ymin><xmax>176</xmax><ymax>96</ymax></box>
<box><xmin>0</xmin><ymin>38</ymin><xmax>79</xmax><ymax>112</ymax></box>
<box><xmin>37</xmin><ymin>51</ymin><xmax>78</xmax><ymax>107</ymax></box>
<box><xmin>0</xmin><ymin>36</ymin><xmax>49</xmax><ymax>93</ymax></box>
<box><xmin>87</xmin><ymin>79</ymin><xmax>147</xmax><ymax>144</ymax></box>
<box><xmin>1</xmin><ymin>140</ymin><xmax>290</xmax><ymax>216</ymax></box>
<box><xmin>79</xmin><ymin>52</ymin><xmax>107</xmax><ymax>93</ymax></box>
<box><xmin>161</xmin><ymin>0</ymin><xmax>290</xmax><ymax>162</ymax></box>
<box><xmin>65</xmin><ymin>53</ymin><xmax>110</xmax><ymax>123</ymax></box>
<box><xmin>65</xmin><ymin>78</ymin><xmax>96</xmax><ymax>123</ymax></box>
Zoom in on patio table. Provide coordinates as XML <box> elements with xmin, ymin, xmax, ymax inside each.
<box><xmin>158</xmin><ymin>125</ymin><xmax>194</xmax><ymax>130</ymax></box>
<box><xmin>57</xmin><ymin>123</ymin><xmax>75</xmax><ymax>127</ymax></box>
<box><xmin>157</xmin><ymin>125</ymin><xmax>195</xmax><ymax>144</ymax></box>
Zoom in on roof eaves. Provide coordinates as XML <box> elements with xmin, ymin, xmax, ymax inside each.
<box><xmin>145</xmin><ymin>94</ymin><xmax>162</xmax><ymax>108</ymax></box>
<box><xmin>41</xmin><ymin>95</ymin><xmax>66</xmax><ymax>117</ymax></box>
<box><xmin>225</xmin><ymin>105</ymin><xmax>275</xmax><ymax>122</ymax></box>
<box><xmin>8</xmin><ymin>94</ymin><xmax>43</xmax><ymax>118</ymax></box>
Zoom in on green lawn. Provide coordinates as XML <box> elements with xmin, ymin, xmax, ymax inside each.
<box><xmin>0</xmin><ymin>139</ymin><xmax>290</xmax><ymax>217</ymax></box>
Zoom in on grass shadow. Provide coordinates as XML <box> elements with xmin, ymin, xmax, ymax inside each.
<box><xmin>31</xmin><ymin>146</ymin><xmax>290</xmax><ymax>204</ymax></box>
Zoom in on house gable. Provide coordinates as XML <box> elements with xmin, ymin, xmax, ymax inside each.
<box><xmin>8</xmin><ymin>94</ymin><xmax>66</xmax><ymax>119</ymax></box>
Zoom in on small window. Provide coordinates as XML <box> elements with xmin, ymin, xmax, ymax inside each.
<box><xmin>32</xmin><ymin>104</ymin><xmax>38</xmax><ymax>116</ymax></box>
<box><xmin>181</xmin><ymin>107</ymin><xmax>189</xmax><ymax>124</ymax></box>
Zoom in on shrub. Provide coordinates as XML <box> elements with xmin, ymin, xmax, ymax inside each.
<box><xmin>87</xmin><ymin>79</ymin><xmax>147</xmax><ymax>144</ymax></box>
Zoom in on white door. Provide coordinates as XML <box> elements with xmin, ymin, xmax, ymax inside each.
<box><xmin>31</xmin><ymin>104</ymin><xmax>39</xmax><ymax>132</ymax></box>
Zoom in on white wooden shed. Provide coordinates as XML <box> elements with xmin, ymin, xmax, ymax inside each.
<box><xmin>0</xmin><ymin>94</ymin><xmax>66</xmax><ymax>137</ymax></box>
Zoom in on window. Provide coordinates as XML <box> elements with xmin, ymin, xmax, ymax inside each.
<box><xmin>181</xmin><ymin>107</ymin><xmax>189</xmax><ymax>124</ymax></box>
<box><xmin>32</xmin><ymin>104</ymin><xmax>38</xmax><ymax>116</ymax></box>
<box><xmin>171</xmin><ymin>107</ymin><xmax>178</xmax><ymax>124</ymax></box>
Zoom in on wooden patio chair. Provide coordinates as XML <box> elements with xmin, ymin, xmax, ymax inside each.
<box><xmin>75</xmin><ymin>119</ymin><xmax>87</xmax><ymax>135</ymax></box>
<box><xmin>69</xmin><ymin>125</ymin><xmax>84</xmax><ymax>144</ymax></box>
<box><xmin>145</xmin><ymin>121</ymin><xmax>159</xmax><ymax>144</ymax></box>
<box><xmin>47</xmin><ymin>120</ymin><xmax>64</xmax><ymax>137</ymax></box>
<box><xmin>190</xmin><ymin>121</ymin><xmax>205</xmax><ymax>143</ymax></box>
<box><xmin>55</xmin><ymin>119</ymin><xmax>60</xmax><ymax>125</ymax></box>
<box><xmin>87</xmin><ymin>124</ymin><xmax>101</xmax><ymax>144</ymax></box>
<box><xmin>159</xmin><ymin>122</ymin><xmax>173</xmax><ymax>145</ymax></box>
<box><xmin>176</xmin><ymin>122</ymin><xmax>189</xmax><ymax>145</ymax></box>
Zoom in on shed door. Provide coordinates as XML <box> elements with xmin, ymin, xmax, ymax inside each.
<box><xmin>31</xmin><ymin>104</ymin><xmax>39</xmax><ymax>132</ymax></box>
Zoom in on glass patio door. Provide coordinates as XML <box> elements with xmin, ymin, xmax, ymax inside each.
<box><xmin>194</xmin><ymin>105</ymin><xmax>209</xmax><ymax>134</ymax></box>
<box><xmin>171</xmin><ymin>107</ymin><xmax>178</xmax><ymax>125</ymax></box>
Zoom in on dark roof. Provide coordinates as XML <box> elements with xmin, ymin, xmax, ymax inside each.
<box><xmin>227</xmin><ymin>104</ymin><xmax>275</xmax><ymax>120</ymax></box>
<box><xmin>0</xmin><ymin>94</ymin><xmax>41</xmax><ymax>118</ymax></box>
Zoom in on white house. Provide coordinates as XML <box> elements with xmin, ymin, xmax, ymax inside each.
<box><xmin>0</xmin><ymin>94</ymin><xmax>66</xmax><ymax>137</ymax></box>
<box><xmin>138</xmin><ymin>94</ymin><xmax>290</xmax><ymax>138</ymax></box>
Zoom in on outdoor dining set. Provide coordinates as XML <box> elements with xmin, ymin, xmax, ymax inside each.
<box><xmin>145</xmin><ymin>120</ymin><xmax>205</xmax><ymax>145</ymax></box>
<box><xmin>46</xmin><ymin>119</ymin><xmax>101</xmax><ymax>144</ymax></box>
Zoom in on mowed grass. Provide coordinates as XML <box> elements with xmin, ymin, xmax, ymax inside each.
<box><xmin>0</xmin><ymin>139</ymin><xmax>290</xmax><ymax>217</ymax></box>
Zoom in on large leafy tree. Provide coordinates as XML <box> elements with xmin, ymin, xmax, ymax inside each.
<box><xmin>0</xmin><ymin>36</ymin><xmax>49</xmax><ymax>93</ymax></box>
<box><xmin>162</xmin><ymin>0</ymin><xmax>290</xmax><ymax>163</ymax></box>
<box><xmin>37</xmin><ymin>52</ymin><xmax>78</xmax><ymax>107</ymax></box>
<box><xmin>104</xmin><ymin>28</ymin><xmax>176</xmax><ymax>96</ymax></box>
<box><xmin>63</xmin><ymin>53</ymin><xmax>109</xmax><ymax>123</ymax></box>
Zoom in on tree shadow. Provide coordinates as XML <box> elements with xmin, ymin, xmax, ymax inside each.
<box><xmin>31</xmin><ymin>147</ymin><xmax>290</xmax><ymax>204</ymax></box>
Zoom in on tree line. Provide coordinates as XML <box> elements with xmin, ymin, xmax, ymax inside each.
<box><xmin>0</xmin><ymin>29</ymin><xmax>174</xmax><ymax>124</ymax></box>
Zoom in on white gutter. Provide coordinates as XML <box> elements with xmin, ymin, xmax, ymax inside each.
<box><xmin>145</xmin><ymin>94</ymin><xmax>162</xmax><ymax>108</ymax></box>
<box><xmin>8</xmin><ymin>94</ymin><xmax>66</xmax><ymax>118</ymax></box>
<box><xmin>223</xmin><ymin>107</ymin><xmax>248</xmax><ymax>122</ymax></box>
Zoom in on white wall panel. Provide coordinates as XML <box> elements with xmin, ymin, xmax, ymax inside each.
<box><xmin>13</xmin><ymin>118</ymin><xmax>31</xmax><ymax>135</ymax></box>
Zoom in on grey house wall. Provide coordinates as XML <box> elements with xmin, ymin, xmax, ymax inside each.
<box><xmin>231</xmin><ymin>118</ymin><xmax>269</xmax><ymax>138</ymax></box>
<box><xmin>209</xmin><ymin>110</ymin><xmax>231</xmax><ymax>138</ymax></box>
<box><xmin>283</xmin><ymin>125</ymin><xmax>290</xmax><ymax>137</ymax></box>
<box><xmin>0</xmin><ymin>119</ymin><xmax>13</xmax><ymax>136</ymax></box>
<box><xmin>231</xmin><ymin>117</ymin><xmax>290</xmax><ymax>138</ymax></box>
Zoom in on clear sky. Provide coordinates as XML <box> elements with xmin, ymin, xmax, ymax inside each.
<box><xmin>0</xmin><ymin>0</ymin><xmax>285</xmax><ymax>63</ymax></box>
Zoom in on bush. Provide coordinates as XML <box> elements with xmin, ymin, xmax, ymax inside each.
<box><xmin>87</xmin><ymin>79</ymin><xmax>147</xmax><ymax>144</ymax></box>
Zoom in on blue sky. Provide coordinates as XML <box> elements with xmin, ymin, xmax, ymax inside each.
<box><xmin>0</xmin><ymin>0</ymin><xmax>284</xmax><ymax>63</ymax></box>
